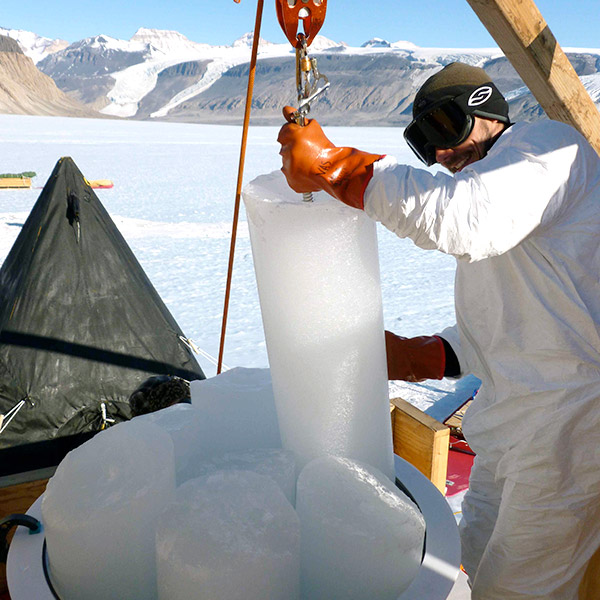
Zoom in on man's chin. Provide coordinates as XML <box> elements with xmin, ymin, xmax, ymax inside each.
<box><xmin>447</xmin><ymin>156</ymin><xmax>474</xmax><ymax>174</ymax></box>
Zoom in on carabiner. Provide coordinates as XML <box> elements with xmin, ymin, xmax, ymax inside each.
<box><xmin>276</xmin><ymin>0</ymin><xmax>327</xmax><ymax>48</ymax></box>
<box><xmin>294</xmin><ymin>34</ymin><xmax>329</xmax><ymax>125</ymax></box>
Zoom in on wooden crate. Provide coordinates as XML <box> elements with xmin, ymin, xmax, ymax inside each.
<box><xmin>390</xmin><ymin>397</ymin><xmax>450</xmax><ymax>492</ymax></box>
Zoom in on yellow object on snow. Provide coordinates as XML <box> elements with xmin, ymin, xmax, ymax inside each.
<box><xmin>0</xmin><ymin>177</ymin><xmax>31</xmax><ymax>189</ymax></box>
<box><xmin>86</xmin><ymin>179</ymin><xmax>114</xmax><ymax>189</ymax></box>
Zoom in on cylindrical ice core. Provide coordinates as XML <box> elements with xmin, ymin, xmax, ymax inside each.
<box><xmin>243</xmin><ymin>171</ymin><xmax>394</xmax><ymax>478</ymax></box>
<box><xmin>41</xmin><ymin>420</ymin><xmax>175</xmax><ymax>600</ymax></box>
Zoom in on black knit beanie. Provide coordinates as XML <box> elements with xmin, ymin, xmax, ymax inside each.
<box><xmin>413</xmin><ymin>62</ymin><xmax>510</xmax><ymax>124</ymax></box>
<box><xmin>129</xmin><ymin>375</ymin><xmax>191</xmax><ymax>416</ymax></box>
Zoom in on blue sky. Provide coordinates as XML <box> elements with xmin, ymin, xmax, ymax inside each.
<box><xmin>2</xmin><ymin>1</ymin><xmax>599</xmax><ymax>49</ymax></box>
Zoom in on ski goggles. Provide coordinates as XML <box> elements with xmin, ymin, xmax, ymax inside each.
<box><xmin>404</xmin><ymin>95</ymin><xmax>475</xmax><ymax>166</ymax></box>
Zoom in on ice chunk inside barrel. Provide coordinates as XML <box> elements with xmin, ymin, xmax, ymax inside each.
<box><xmin>188</xmin><ymin>447</ymin><xmax>297</xmax><ymax>505</ymax></box>
<box><xmin>190</xmin><ymin>367</ymin><xmax>281</xmax><ymax>456</ymax></box>
<box><xmin>296</xmin><ymin>456</ymin><xmax>426</xmax><ymax>600</ymax></box>
<box><xmin>156</xmin><ymin>470</ymin><xmax>300</xmax><ymax>600</ymax></box>
<box><xmin>243</xmin><ymin>171</ymin><xmax>394</xmax><ymax>478</ymax></box>
<box><xmin>135</xmin><ymin>403</ymin><xmax>206</xmax><ymax>485</ymax></box>
<box><xmin>41</xmin><ymin>420</ymin><xmax>175</xmax><ymax>600</ymax></box>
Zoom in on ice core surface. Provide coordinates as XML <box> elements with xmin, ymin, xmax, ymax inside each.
<box><xmin>41</xmin><ymin>419</ymin><xmax>175</xmax><ymax>600</ymax></box>
<box><xmin>190</xmin><ymin>366</ymin><xmax>281</xmax><ymax>454</ymax></box>
<box><xmin>296</xmin><ymin>455</ymin><xmax>426</xmax><ymax>599</ymax></box>
<box><xmin>243</xmin><ymin>171</ymin><xmax>394</xmax><ymax>478</ymax></box>
<box><xmin>156</xmin><ymin>470</ymin><xmax>300</xmax><ymax>599</ymax></box>
<box><xmin>135</xmin><ymin>402</ymin><xmax>207</xmax><ymax>485</ymax></box>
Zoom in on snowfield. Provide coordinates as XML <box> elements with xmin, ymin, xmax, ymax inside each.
<box><xmin>0</xmin><ymin>114</ymin><xmax>459</xmax><ymax>411</ymax></box>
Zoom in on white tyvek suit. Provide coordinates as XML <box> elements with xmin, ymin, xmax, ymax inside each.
<box><xmin>365</xmin><ymin>120</ymin><xmax>600</xmax><ymax>599</ymax></box>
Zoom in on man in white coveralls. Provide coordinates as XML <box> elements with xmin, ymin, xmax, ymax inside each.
<box><xmin>277</xmin><ymin>62</ymin><xmax>600</xmax><ymax>599</ymax></box>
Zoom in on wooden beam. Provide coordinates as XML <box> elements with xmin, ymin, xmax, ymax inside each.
<box><xmin>466</xmin><ymin>0</ymin><xmax>600</xmax><ymax>155</ymax></box>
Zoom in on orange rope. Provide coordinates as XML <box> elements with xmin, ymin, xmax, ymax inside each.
<box><xmin>217</xmin><ymin>0</ymin><xmax>265</xmax><ymax>374</ymax></box>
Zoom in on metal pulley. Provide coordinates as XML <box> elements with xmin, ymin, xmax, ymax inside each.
<box><xmin>276</xmin><ymin>0</ymin><xmax>327</xmax><ymax>48</ymax></box>
<box><xmin>276</xmin><ymin>0</ymin><xmax>330</xmax><ymax>121</ymax></box>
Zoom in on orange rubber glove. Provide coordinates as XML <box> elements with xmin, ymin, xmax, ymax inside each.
<box><xmin>384</xmin><ymin>331</ymin><xmax>446</xmax><ymax>382</ymax></box>
<box><xmin>277</xmin><ymin>106</ymin><xmax>383</xmax><ymax>210</ymax></box>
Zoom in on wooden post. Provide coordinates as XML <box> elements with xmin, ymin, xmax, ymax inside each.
<box><xmin>466</xmin><ymin>0</ymin><xmax>600</xmax><ymax>155</ymax></box>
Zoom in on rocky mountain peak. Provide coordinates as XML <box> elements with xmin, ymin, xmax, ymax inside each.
<box><xmin>231</xmin><ymin>32</ymin><xmax>271</xmax><ymax>48</ymax></box>
<box><xmin>0</xmin><ymin>33</ymin><xmax>101</xmax><ymax>117</ymax></box>
<box><xmin>362</xmin><ymin>38</ymin><xmax>391</xmax><ymax>48</ymax></box>
<box><xmin>0</xmin><ymin>27</ymin><xmax>68</xmax><ymax>63</ymax></box>
<box><xmin>308</xmin><ymin>35</ymin><xmax>345</xmax><ymax>51</ymax></box>
<box><xmin>0</xmin><ymin>34</ymin><xmax>23</xmax><ymax>54</ymax></box>
<box><xmin>132</xmin><ymin>27</ymin><xmax>189</xmax><ymax>42</ymax></box>
<box><xmin>131</xmin><ymin>27</ymin><xmax>208</xmax><ymax>54</ymax></box>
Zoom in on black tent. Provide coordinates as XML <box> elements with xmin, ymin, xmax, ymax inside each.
<box><xmin>0</xmin><ymin>157</ymin><xmax>205</xmax><ymax>465</ymax></box>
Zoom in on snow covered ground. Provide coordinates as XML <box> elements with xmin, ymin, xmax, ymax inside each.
<box><xmin>0</xmin><ymin>113</ymin><xmax>466</xmax><ymax>407</ymax></box>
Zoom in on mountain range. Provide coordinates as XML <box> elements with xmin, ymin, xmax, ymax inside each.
<box><xmin>1</xmin><ymin>26</ymin><xmax>600</xmax><ymax>126</ymax></box>
<box><xmin>0</xmin><ymin>33</ymin><xmax>101</xmax><ymax>118</ymax></box>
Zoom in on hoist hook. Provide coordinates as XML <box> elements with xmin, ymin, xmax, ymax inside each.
<box><xmin>276</xmin><ymin>0</ymin><xmax>327</xmax><ymax>48</ymax></box>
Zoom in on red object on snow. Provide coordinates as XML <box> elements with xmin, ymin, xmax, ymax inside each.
<box><xmin>445</xmin><ymin>435</ymin><xmax>475</xmax><ymax>497</ymax></box>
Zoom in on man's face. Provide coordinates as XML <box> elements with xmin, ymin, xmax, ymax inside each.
<box><xmin>435</xmin><ymin>117</ymin><xmax>505</xmax><ymax>173</ymax></box>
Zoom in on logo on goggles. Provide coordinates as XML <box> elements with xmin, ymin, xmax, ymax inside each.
<box><xmin>468</xmin><ymin>86</ymin><xmax>493</xmax><ymax>107</ymax></box>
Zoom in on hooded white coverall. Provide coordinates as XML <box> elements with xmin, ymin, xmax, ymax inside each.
<box><xmin>365</xmin><ymin>120</ymin><xmax>600</xmax><ymax>599</ymax></box>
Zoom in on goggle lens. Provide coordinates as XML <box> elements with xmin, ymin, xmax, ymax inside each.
<box><xmin>422</xmin><ymin>105</ymin><xmax>471</xmax><ymax>147</ymax></box>
<box><xmin>404</xmin><ymin>101</ymin><xmax>474</xmax><ymax>166</ymax></box>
